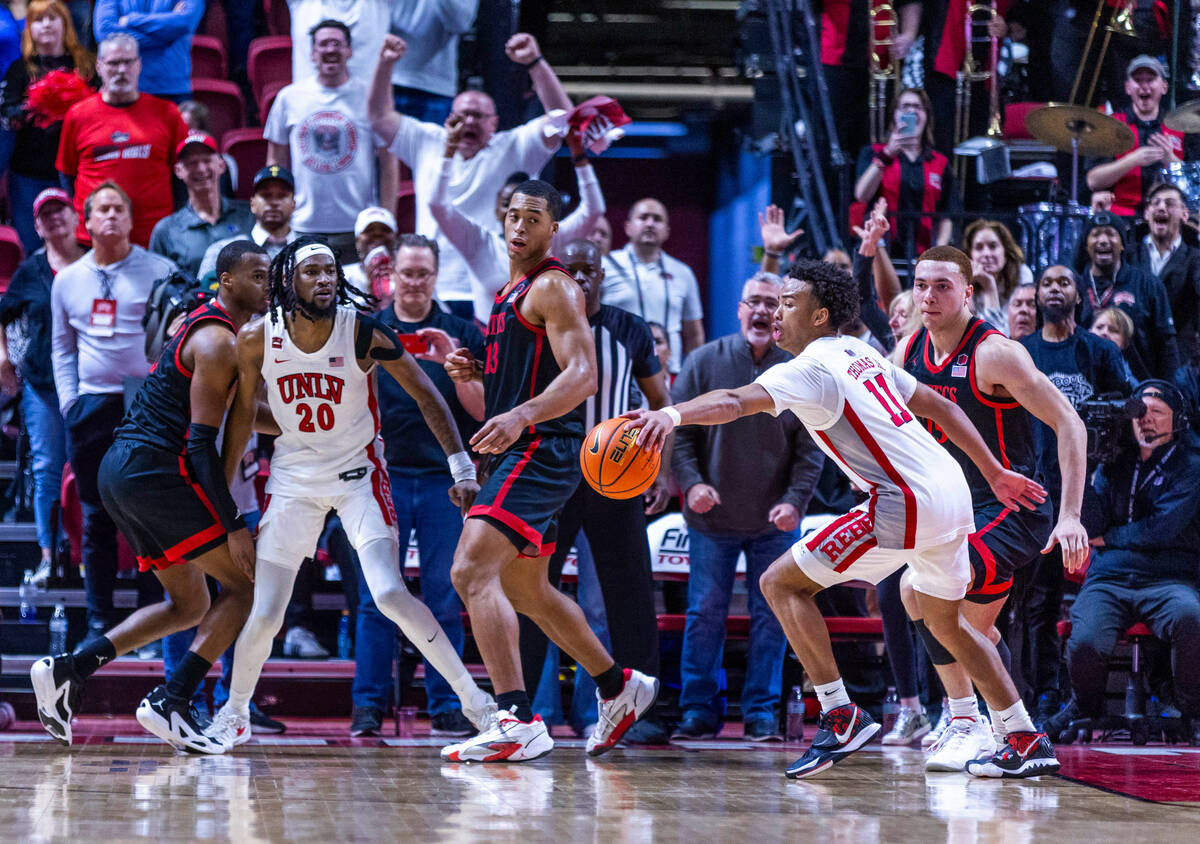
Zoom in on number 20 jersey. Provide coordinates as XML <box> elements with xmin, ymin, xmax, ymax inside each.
<box><xmin>262</xmin><ymin>307</ymin><xmax>384</xmax><ymax>496</ymax></box>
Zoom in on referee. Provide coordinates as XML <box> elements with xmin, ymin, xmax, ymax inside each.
<box><xmin>517</xmin><ymin>238</ymin><xmax>673</xmax><ymax>744</ymax></box>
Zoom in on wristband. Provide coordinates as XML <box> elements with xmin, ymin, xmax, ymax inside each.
<box><xmin>763</xmin><ymin>249</ymin><xmax>782</xmax><ymax>258</ymax></box>
<box><xmin>572</xmin><ymin>151</ymin><xmax>588</xmax><ymax>164</ymax></box>
<box><xmin>448</xmin><ymin>451</ymin><xmax>476</xmax><ymax>483</ymax></box>
<box><xmin>661</xmin><ymin>406</ymin><xmax>682</xmax><ymax>428</ymax></box>
<box><xmin>873</xmin><ymin>153</ymin><xmax>894</xmax><ymax>168</ymax></box>
<box><xmin>522</xmin><ymin>55</ymin><xmax>545</xmax><ymax>68</ymax></box>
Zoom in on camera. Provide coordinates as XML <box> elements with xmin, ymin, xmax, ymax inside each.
<box><xmin>1079</xmin><ymin>393</ymin><xmax>1144</xmax><ymax>464</ymax></box>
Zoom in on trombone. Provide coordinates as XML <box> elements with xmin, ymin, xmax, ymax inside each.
<box><xmin>869</xmin><ymin>1</ymin><xmax>901</xmax><ymax>145</ymax></box>
<box><xmin>954</xmin><ymin>1</ymin><xmax>999</xmax><ymax>153</ymax></box>
<box><xmin>1068</xmin><ymin>0</ymin><xmax>1138</xmax><ymax>106</ymax></box>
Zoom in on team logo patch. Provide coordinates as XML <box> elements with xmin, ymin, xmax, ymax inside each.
<box><xmin>111</xmin><ymin>130</ymin><xmax>130</xmax><ymax>143</ymax></box>
<box><xmin>272</xmin><ymin>337</ymin><xmax>283</xmax><ymax>349</ymax></box>
<box><xmin>297</xmin><ymin>110</ymin><xmax>358</xmax><ymax>174</ymax></box>
<box><xmin>951</xmin><ymin>353</ymin><xmax>968</xmax><ymax>378</ymax></box>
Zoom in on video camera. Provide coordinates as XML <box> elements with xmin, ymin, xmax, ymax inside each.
<box><xmin>1079</xmin><ymin>393</ymin><xmax>1143</xmax><ymax>465</ymax></box>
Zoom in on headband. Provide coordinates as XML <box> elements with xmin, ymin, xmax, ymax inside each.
<box><xmin>294</xmin><ymin>242</ymin><xmax>336</xmax><ymax>266</ymax></box>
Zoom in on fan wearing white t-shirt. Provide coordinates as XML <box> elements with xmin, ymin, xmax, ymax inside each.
<box><xmin>369</xmin><ymin>32</ymin><xmax>572</xmax><ymax>319</ymax></box>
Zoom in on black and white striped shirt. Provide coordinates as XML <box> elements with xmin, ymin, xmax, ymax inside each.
<box><xmin>584</xmin><ymin>305</ymin><xmax>661</xmax><ymax>430</ymax></box>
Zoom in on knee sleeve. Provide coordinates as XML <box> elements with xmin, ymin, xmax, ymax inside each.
<box><xmin>914</xmin><ymin>618</ymin><xmax>958</xmax><ymax>666</ymax></box>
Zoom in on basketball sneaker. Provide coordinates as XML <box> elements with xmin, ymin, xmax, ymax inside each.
<box><xmin>785</xmin><ymin>703</ymin><xmax>880</xmax><ymax>779</ymax></box>
<box><xmin>440</xmin><ymin>708</ymin><xmax>554</xmax><ymax>763</ymax></box>
<box><xmin>30</xmin><ymin>654</ymin><xmax>83</xmax><ymax>745</ymax></box>
<box><xmin>882</xmin><ymin>707</ymin><xmax>932</xmax><ymax>746</ymax></box>
<box><xmin>925</xmin><ymin>716</ymin><xmax>996</xmax><ymax>772</ymax></box>
<box><xmin>922</xmin><ymin>702</ymin><xmax>952</xmax><ymax>748</ymax></box>
<box><xmin>966</xmin><ymin>731</ymin><xmax>1060</xmax><ymax>778</ymax></box>
<box><xmin>587</xmin><ymin>669</ymin><xmax>659</xmax><ymax>757</ymax></box>
<box><xmin>461</xmin><ymin>687</ymin><xmax>498</xmax><ymax>733</ymax></box>
<box><xmin>209</xmin><ymin>704</ymin><xmax>252</xmax><ymax>749</ymax></box>
<box><xmin>136</xmin><ymin>685</ymin><xmax>226</xmax><ymax>754</ymax></box>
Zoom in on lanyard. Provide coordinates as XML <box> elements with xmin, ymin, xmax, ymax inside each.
<box><xmin>94</xmin><ymin>267</ymin><xmax>114</xmax><ymax>301</ymax></box>
<box><xmin>1086</xmin><ymin>270</ymin><xmax>1115</xmax><ymax>310</ymax></box>
<box><xmin>1128</xmin><ymin>443</ymin><xmax>1175</xmax><ymax>522</ymax></box>
<box><xmin>621</xmin><ymin>251</ymin><xmax>671</xmax><ymax>329</ymax></box>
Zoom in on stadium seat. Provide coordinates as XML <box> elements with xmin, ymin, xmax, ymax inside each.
<box><xmin>263</xmin><ymin>0</ymin><xmax>291</xmax><ymax>37</ymax></box>
<box><xmin>1003</xmin><ymin>102</ymin><xmax>1049</xmax><ymax>142</ymax></box>
<box><xmin>258</xmin><ymin>79</ymin><xmax>288</xmax><ymax>125</ymax></box>
<box><xmin>190</xmin><ymin>79</ymin><xmax>246</xmax><ymax>145</ymax></box>
<box><xmin>0</xmin><ymin>225</ymin><xmax>24</xmax><ymax>292</ymax></box>
<box><xmin>199</xmin><ymin>0</ymin><xmax>227</xmax><ymax>40</ymax></box>
<box><xmin>395</xmin><ymin>181</ymin><xmax>416</xmax><ymax>233</ymax></box>
<box><xmin>248</xmin><ymin>36</ymin><xmax>293</xmax><ymax>110</ymax></box>
<box><xmin>190</xmin><ymin>35</ymin><xmax>227</xmax><ymax>80</ymax></box>
<box><xmin>221</xmin><ymin>128</ymin><xmax>269</xmax><ymax>199</ymax></box>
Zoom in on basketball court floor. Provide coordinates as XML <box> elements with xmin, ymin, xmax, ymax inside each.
<box><xmin>2</xmin><ymin>717</ymin><xmax>1198</xmax><ymax>841</ymax></box>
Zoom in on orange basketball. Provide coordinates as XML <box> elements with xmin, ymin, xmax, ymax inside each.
<box><xmin>580</xmin><ymin>416</ymin><xmax>661</xmax><ymax>499</ymax></box>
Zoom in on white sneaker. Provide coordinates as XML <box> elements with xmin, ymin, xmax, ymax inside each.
<box><xmin>283</xmin><ymin>627</ymin><xmax>330</xmax><ymax>658</ymax></box>
<box><xmin>586</xmin><ymin>669</ymin><xmax>659</xmax><ymax>757</ymax></box>
<box><xmin>135</xmin><ymin>685</ymin><xmax>225</xmax><ymax>754</ymax></box>
<box><xmin>209</xmin><ymin>705</ymin><xmax>252</xmax><ymax>749</ymax></box>
<box><xmin>441</xmin><ymin>708</ymin><xmax>554</xmax><ymax>763</ymax></box>
<box><xmin>926</xmin><ymin>716</ymin><xmax>996</xmax><ymax>772</ymax></box>
<box><xmin>883</xmin><ymin>707</ymin><xmax>932</xmax><ymax>745</ymax></box>
<box><xmin>922</xmin><ymin>702</ymin><xmax>952</xmax><ymax>748</ymax></box>
<box><xmin>461</xmin><ymin>687</ymin><xmax>497</xmax><ymax>733</ymax></box>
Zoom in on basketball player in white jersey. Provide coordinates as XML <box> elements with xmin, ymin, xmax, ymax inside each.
<box><xmin>626</xmin><ymin>259</ymin><xmax>1052</xmax><ymax>779</ymax></box>
<box><xmin>207</xmin><ymin>238</ymin><xmax>495</xmax><ymax>748</ymax></box>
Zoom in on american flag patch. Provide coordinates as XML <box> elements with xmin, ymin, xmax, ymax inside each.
<box><xmin>329</xmin><ymin>356</ymin><xmax>344</xmax><ymax>367</ymax></box>
<box><xmin>271</xmin><ymin>337</ymin><xmax>283</xmax><ymax>349</ymax></box>
<box><xmin>951</xmin><ymin>364</ymin><xmax>968</xmax><ymax>378</ymax></box>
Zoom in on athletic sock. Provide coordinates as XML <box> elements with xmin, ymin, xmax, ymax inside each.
<box><xmin>814</xmin><ymin>678</ymin><xmax>851</xmax><ymax>713</ymax></box>
<box><xmin>593</xmin><ymin>663</ymin><xmax>626</xmax><ymax>700</ymax></box>
<box><xmin>948</xmin><ymin>695</ymin><xmax>981</xmax><ymax>722</ymax></box>
<box><xmin>72</xmin><ymin>636</ymin><xmax>116</xmax><ymax>679</ymax></box>
<box><xmin>166</xmin><ymin>650</ymin><xmax>212</xmax><ymax>705</ymax></box>
<box><xmin>995</xmin><ymin>700</ymin><xmax>1036</xmax><ymax>736</ymax></box>
<box><xmin>497</xmin><ymin>690</ymin><xmax>533</xmax><ymax>723</ymax></box>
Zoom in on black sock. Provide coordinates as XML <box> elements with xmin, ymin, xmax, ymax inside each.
<box><xmin>165</xmin><ymin>650</ymin><xmax>212</xmax><ymax>705</ymax></box>
<box><xmin>71</xmin><ymin>636</ymin><xmax>116</xmax><ymax>679</ymax></box>
<box><xmin>497</xmin><ymin>690</ymin><xmax>533</xmax><ymax>722</ymax></box>
<box><xmin>593</xmin><ymin>663</ymin><xmax>626</xmax><ymax>700</ymax></box>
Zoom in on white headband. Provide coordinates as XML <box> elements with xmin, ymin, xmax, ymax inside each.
<box><xmin>294</xmin><ymin>242</ymin><xmax>336</xmax><ymax>266</ymax></box>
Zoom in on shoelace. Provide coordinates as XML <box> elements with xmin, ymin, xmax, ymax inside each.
<box><xmin>927</xmin><ymin>719</ymin><xmax>976</xmax><ymax>755</ymax></box>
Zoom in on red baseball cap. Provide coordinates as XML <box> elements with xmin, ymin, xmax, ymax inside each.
<box><xmin>176</xmin><ymin>131</ymin><xmax>218</xmax><ymax>157</ymax></box>
<box><xmin>33</xmin><ymin>187</ymin><xmax>72</xmax><ymax>218</ymax></box>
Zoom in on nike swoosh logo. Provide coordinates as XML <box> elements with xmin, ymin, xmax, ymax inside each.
<box><xmin>588</xmin><ymin>432</ymin><xmax>601</xmax><ymax>454</ymax></box>
<box><xmin>426</xmin><ymin>633</ymin><xmax>437</xmax><ymax>643</ymax></box>
<box><xmin>274</xmin><ymin>358</ymin><xmax>289</xmax><ymax>364</ymax></box>
<box><xmin>833</xmin><ymin>709</ymin><xmax>858</xmax><ymax>744</ymax></box>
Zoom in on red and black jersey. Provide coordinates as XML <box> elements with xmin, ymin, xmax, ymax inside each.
<box><xmin>925</xmin><ymin>0</ymin><xmax>1015</xmax><ymax>79</ymax></box>
<box><xmin>819</xmin><ymin>0</ymin><xmax>921</xmax><ymax>68</ymax></box>
<box><xmin>482</xmin><ymin>257</ymin><xmax>584</xmax><ymax>440</ymax></box>
<box><xmin>115</xmin><ymin>301</ymin><xmax>235</xmax><ymax>454</ymax></box>
<box><xmin>902</xmin><ymin>316</ymin><xmax>1038</xmax><ymax>503</ymax></box>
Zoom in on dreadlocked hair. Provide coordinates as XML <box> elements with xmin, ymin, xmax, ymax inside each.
<box><xmin>267</xmin><ymin>235</ymin><xmax>376</xmax><ymax>324</ymax></box>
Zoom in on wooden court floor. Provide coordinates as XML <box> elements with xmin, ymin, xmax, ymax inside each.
<box><xmin>2</xmin><ymin>719</ymin><xmax>1199</xmax><ymax>842</ymax></box>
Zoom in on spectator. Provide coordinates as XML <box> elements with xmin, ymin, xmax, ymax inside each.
<box><xmin>1078</xmin><ymin>211</ymin><xmax>1179</xmax><ymax>380</ymax></box>
<box><xmin>0</xmin><ymin>0</ymin><xmax>95</xmax><ymax>253</ymax></box>
<box><xmin>350</xmin><ymin>233</ymin><xmax>484</xmax><ymax>738</ymax></box>
<box><xmin>854</xmin><ymin>88</ymin><xmax>953</xmax><ymax>258</ymax></box>
<box><xmin>287</xmin><ymin>0</ymin><xmax>393</xmax><ymax>90</ymax></box>
<box><xmin>669</xmin><ymin>272</ymin><xmax>824</xmax><ymax>740</ymax></box>
<box><xmin>390</xmin><ymin>1</ymin><xmax>477</xmax><ymax>123</ymax></box>
<box><xmin>648</xmin><ymin>321</ymin><xmax>671</xmax><ymax>380</ymax></box>
<box><xmin>198</xmin><ymin>165</ymin><xmax>298</xmax><ymax>285</ymax></box>
<box><xmin>56</xmin><ymin>32</ymin><xmax>188</xmax><ymax>248</ymax></box>
<box><xmin>148</xmin><ymin>132</ymin><xmax>254</xmax><ymax>277</ymax></box>
<box><xmin>0</xmin><ymin>188</ymin><xmax>82</xmax><ymax>584</ymax></box>
<box><xmin>963</xmin><ymin>219</ymin><xmax>1033</xmax><ymax>330</ymax></box>
<box><xmin>587</xmin><ymin>214</ymin><xmax>612</xmax><ymax>256</ymax></box>
<box><xmin>176</xmin><ymin>100</ymin><xmax>236</xmax><ymax>200</ymax></box>
<box><xmin>888</xmin><ymin>289</ymin><xmax>919</xmax><ymax>343</ymax></box>
<box><xmin>600</xmin><ymin>198</ymin><xmax>705</xmax><ymax>374</ymax></box>
<box><xmin>50</xmin><ymin>181</ymin><xmax>175</xmax><ymax>640</ymax></box>
<box><xmin>369</xmin><ymin>32</ymin><xmax>571</xmax><ymax>320</ymax></box>
<box><xmin>1049</xmin><ymin>382</ymin><xmax>1200</xmax><ymax>745</ymax></box>
<box><xmin>93</xmin><ymin>0</ymin><xmax>203</xmax><ymax>103</ymax></box>
<box><xmin>0</xmin><ymin>2</ymin><xmax>23</xmax><ymax>77</ymax></box>
<box><xmin>1086</xmin><ymin>56</ymin><xmax>1200</xmax><ymax>217</ymax></box>
<box><xmin>344</xmin><ymin>205</ymin><xmax>397</xmax><ymax>304</ymax></box>
<box><xmin>1126</xmin><ymin>182</ymin><xmax>1200</xmax><ymax>361</ymax></box>
<box><xmin>1007</xmin><ymin>282</ymin><xmax>1037</xmax><ymax>341</ymax></box>
<box><xmin>1090</xmin><ymin>305</ymin><xmax>1134</xmax><ymax>351</ymax></box>
<box><xmin>265</xmin><ymin>19</ymin><xmax>391</xmax><ymax>266</ymax></box>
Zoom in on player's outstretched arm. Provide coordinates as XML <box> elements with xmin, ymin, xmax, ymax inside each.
<box><xmin>623</xmin><ymin>383</ymin><xmax>776</xmax><ymax>454</ymax></box>
<box><xmin>906</xmin><ymin>382</ymin><xmax>1047</xmax><ymax>512</ymax></box>
<box><xmin>224</xmin><ymin>319</ymin><xmax>266</xmax><ymax>487</ymax></box>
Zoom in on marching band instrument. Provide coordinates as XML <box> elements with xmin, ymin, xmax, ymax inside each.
<box><xmin>869</xmin><ymin>1</ymin><xmax>901</xmax><ymax>145</ymax></box>
<box><xmin>1025</xmin><ymin>103</ymin><xmax>1134</xmax><ymax>204</ymax></box>
<box><xmin>1164</xmin><ymin>98</ymin><xmax>1200</xmax><ymax>134</ymax></box>
<box><xmin>1068</xmin><ymin>0</ymin><xmax>1138</xmax><ymax>107</ymax></box>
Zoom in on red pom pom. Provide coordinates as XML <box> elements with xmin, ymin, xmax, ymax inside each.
<box><xmin>26</xmin><ymin>70</ymin><xmax>93</xmax><ymax>128</ymax></box>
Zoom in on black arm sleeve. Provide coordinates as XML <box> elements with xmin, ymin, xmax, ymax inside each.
<box><xmin>354</xmin><ymin>312</ymin><xmax>406</xmax><ymax>361</ymax></box>
<box><xmin>186</xmin><ymin>422</ymin><xmax>245</xmax><ymax>533</ymax></box>
<box><xmin>853</xmin><ymin>251</ymin><xmax>895</xmax><ymax>353</ymax></box>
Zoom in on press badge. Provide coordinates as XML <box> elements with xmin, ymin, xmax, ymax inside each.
<box><xmin>91</xmin><ymin>298</ymin><xmax>117</xmax><ymax>337</ymax></box>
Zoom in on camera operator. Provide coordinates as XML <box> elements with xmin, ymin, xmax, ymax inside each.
<box><xmin>1046</xmin><ymin>382</ymin><xmax>1200</xmax><ymax>745</ymax></box>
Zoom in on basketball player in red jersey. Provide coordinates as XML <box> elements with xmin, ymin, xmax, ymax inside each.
<box><xmin>441</xmin><ymin>180</ymin><xmax>658</xmax><ymax>762</ymax></box>
<box><xmin>898</xmin><ymin>245</ymin><xmax>1089</xmax><ymax>777</ymax></box>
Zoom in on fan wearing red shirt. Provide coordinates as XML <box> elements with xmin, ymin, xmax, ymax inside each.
<box><xmin>56</xmin><ymin>33</ymin><xmax>187</xmax><ymax>248</ymax></box>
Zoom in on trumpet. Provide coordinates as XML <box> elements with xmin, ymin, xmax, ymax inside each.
<box><xmin>954</xmin><ymin>1</ymin><xmax>998</xmax><ymax>153</ymax></box>
<box><xmin>1069</xmin><ymin>0</ymin><xmax>1138</xmax><ymax>106</ymax></box>
<box><xmin>869</xmin><ymin>1</ymin><xmax>901</xmax><ymax>145</ymax></box>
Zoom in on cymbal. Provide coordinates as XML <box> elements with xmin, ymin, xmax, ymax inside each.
<box><xmin>1165</xmin><ymin>99</ymin><xmax>1200</xmax><ymax>133</ymax></box>
<box><xmin>1025</xmin><ymin>103</ymin><xmax>1135</xmax><ymax>157</ymax></box>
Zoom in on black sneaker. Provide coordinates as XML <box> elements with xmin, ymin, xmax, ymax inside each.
<box><xmin>135</xmin><ymin>685</ymin><xmax>225</xmax><ymax>754</ymax></box>
<box><xmin>30</xmin><ymin>654</ymin><xmax>84</xmax><ymax>745</ymax></box>
<box><xmin>431</xmin><ymin>710</ymin><xmax>474</xmax><ymax>737</ymax></box>
<box><xmin>249</xmin><ymin>703</ymin><xmax>286</xmax><ymax>734</ymax></box>
<box><xmin>744</xmin><ymin>717</ymin><xmax>784</xmax><ymax>742</ymax></box>
<box><xmin>671</xmin><ymin>712</ymin><xmax>718</xmax><ymax>740</ymax></box>
<box><xmin>966</xmin><ymin>731</ymin><xmax>1060</xmax><ymax>778</ymax></box>
<box><xmin>785</xmin><ymin>703</ymin><xmax>880</xmax><ymax>779</ymax></box>
<box><xmin>1042</xmin><ymin>699</ymin><xmax>1080</xmax><ymax>743</ymax></box>
<box><xmin>622</xmin><ymin>718</ymin><xmax>670</xmax><ymax>746</ymax></box>
<box><xmin>351</xmin><ymin>706</ymin><xmax>383</xmax><ymax>737</ymax></box>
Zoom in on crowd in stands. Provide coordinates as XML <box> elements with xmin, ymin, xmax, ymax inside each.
<box><xmin>0</xmin><ymin>0</ymin><xmax>1197</xmax><ymax>747</ymax></box>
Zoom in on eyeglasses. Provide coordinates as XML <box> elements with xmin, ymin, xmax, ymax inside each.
<box><xmin>396</xmin><ymin>269</ymin><xmax>435</xmax><ymax>281</ymax></box>
<box><xmin>453</xmin><ymin>109</ymin><xmax>495</xmax><ymax>122</ymax></box>
<box><xmin>741</xmin><ymin>297</ymin><xmax>780</xmax><ymax>311</ymax></box>
<box><xmin>100</xmin><ymin>57</ymin><xmax>137</xmax><ymax>69</ymax></box>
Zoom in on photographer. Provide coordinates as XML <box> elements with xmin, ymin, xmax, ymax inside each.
<box><xmin>1046</xmin><ymin>382</ymin><xmax>1200</xmax><ymax>744</ymax></box>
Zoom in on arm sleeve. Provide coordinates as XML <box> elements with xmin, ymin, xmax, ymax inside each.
<box><xmin>50</xmin><ymin>278</ymin><xmax>79</xmax><ymax>413</ymax></box>
<box><xmin>853</xmin><ymin>251</ymin><xmax>895</xmax><ymax>353</ymax></box>
<box><xmin>262</xmin><ymin>92</ymin><xmax>290</xmax><ymax>145</ymax></box>
<box><xmin>354</xmin><ymin>312</ymin><xmax>405</xmax><ymax>361</ymax></box>
<box><xmin>186</xmin><ymin>422</ymin><xmax>245</xmax><ymax>532</ymax></box>
<box><xmin>429</xmin><ymin>157</ymin><xmax>494</xmax><ymax>275</ymax></box>
<box><xmin>437</xmin><ymin>0</ymin><xmax>478</xmax><ymax>32</ymax></box>
<box><xmin>386</xmin><ymin>114</ymin><xmax>442</xmax><ymax>165</ymax></box>
<box><xmin>92</xmin><ymin>0</ymin><xmax>120</xmax><ymax>42</ymax></box>
<box><xmin>56</xmin><ymin>110</ymin><xmax>79</xmax><ymax>176</ymax></box>
<box><xmin>556</xmin><ymin>165</ymin><xmax>606</xmax><ymax>244</ymax></box>
<box><xmin>118</xmin><ymin>0</ymin><xmax>206</xmax><ymax>47</ymax></box>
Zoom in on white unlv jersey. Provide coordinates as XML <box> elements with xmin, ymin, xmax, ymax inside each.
<box><xmin>262</xmin><ymin>307</ymin><xmax>384</xmax><ymax>496</ymax></box>
<box><xmin>756</xmin><ymin>334</ymin><xmax>972</xmax><ymax>550</ymax></box>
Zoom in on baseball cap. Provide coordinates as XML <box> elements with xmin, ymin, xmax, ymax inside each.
<box><xmin>355</xmin><ymin>206</ymin><xmax>397</xmax><ymax>238</ymax></box>
<box><xmin>1082</xmin><ymin>209</ymin><xmax>1127</xmax><ymax>241</ymax></box>
<box><xmin>252</xmin><ymin>164</ymin><xmax>295</xmax><ymax>192</ymax></box>
<box><xmin>175</xmin><ymin>131</ymin><xmax>218</xmax><ymax>157</ymax></box>
<box><xmin>33</xmin><ymin>187</ymin><xmax>72</xmax><ymax>218</ymax></box>
<box><xmin>1128</xmin><ymin>55</ymin><xmax>1168</xmax><ymax>80</ymax></box>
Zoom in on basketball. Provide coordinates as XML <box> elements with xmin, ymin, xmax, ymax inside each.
<box><xmin>580</xmin><ymin>416</ymin><xmax>661</xmax><ymax>499</ymax></box>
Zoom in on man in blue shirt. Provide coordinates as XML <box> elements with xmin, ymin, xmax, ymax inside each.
<box><xmin>94</xmin><ymin>0</ymin><xmax>204</xmax><ymax>103</ymax></box>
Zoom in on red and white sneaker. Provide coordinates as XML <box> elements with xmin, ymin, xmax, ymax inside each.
<box><xmin>209</xmin><ymin>704</ymin><xmax>252</xmax><ymax>749</ymax></box>
<box><xmin>586</xmin><ymin>669</ymin><xmax>659</xmax><ymax>757</ymax></box>
<box><xmin>440</xmin><ymin>708</ymin><xmax>554</xmax><ymax>763</ymax></box>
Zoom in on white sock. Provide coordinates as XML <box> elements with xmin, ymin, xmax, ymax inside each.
<box><xmin>900</xmin><ymin>696</ymin><xmax>922</xmax><ymax>712</ymax></box>
<box><xmin>814</xmin><ymin>678</ymin><xmax>851</xmax><ymax>713</ymax></box>
<box><xmin>948</xmin><ymin>695</ymin><xmax>981</xmax><ymax>722</ymax></box>
<box><xmin>228</xmin><ymin>558</ymin><xmax>298</xmax><ymax>716</ymax></box>
<box><xmin>995</xmin><ymin>700</ymin><xmax>1035</xmax><ymax>736</ymax></box>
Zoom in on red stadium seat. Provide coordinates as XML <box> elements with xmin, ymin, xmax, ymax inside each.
<box><xmin>0</xmin><ymin>225</ymin><xmax>24</xmax><ymax>292</ymax></box>
<box><xmin>1004</xmin><ymin>101</ymin><xmax>1049</xmax><ymax>142</ymax></box>
<box><xmin>395</xmin><ymin>181</ymin><xmax>416</xmax><ymax>233</ymax></box>
<box><xmin>258</xmin><ymin>79</ymin><xmax>288</xmax><ymax>125</ymax></box>
<box><xmin>199</xmin><ymin>1</ymin><xmax>227</xmax><ymax>40</ymax></box>
<box><xmin>263</xmin><ymin>0</ymin><xmax>291</xmax><ymax>37</ymax></box>
<box><xmin>190</xmin><ymin>35</ymin><xmax>227</xmax><ymax>80</ymax></box>
<box><xmin>190</xmin><ymin>78</ymin><xmax>246</xmax><ymax>146</ymax></box>
<box><xmin>221</xmin><ymin>128</ymin><xmax>269</xmax><ymax>199</ymax></box>
<box><xmin>247</xmin><ymin>36</ymin><xmax>293</xmax><ymax>110</ymax></box>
